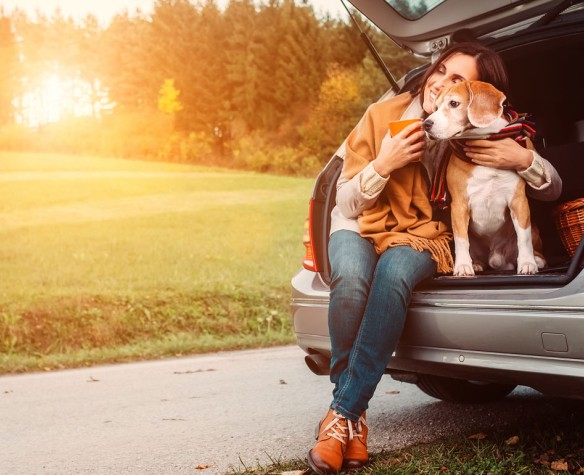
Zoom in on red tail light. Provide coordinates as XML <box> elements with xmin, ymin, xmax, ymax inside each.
<box><xmin>302</xmin><ymin>199</ymin><xmax>319</xmax><ymax>272</ymax></box>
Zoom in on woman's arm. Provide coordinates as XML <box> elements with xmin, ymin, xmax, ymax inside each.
<box><xmin>463</xmin><ymin>138</ymin><xmax>563</xmax><ymax>201</ymax></box>
<box><xmin>336</xmin><ymin>163</ymin><xmax>389</xmax><ymax>219</ymax></box>
<box><xmin>337</xmin><ymin>121</ymin><xmax>427</xmax><ymax>219</ymax></box>
<box><xmin>518</xmin><ymin>151</ymin><xmax>562</xmax><ymax>201</ymax></box>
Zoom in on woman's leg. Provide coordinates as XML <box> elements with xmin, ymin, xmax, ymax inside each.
<box><xmin>331</xmin><ymin>246</ymin><xmax>437</xmax><ymax>421</ymax></box>
<box><xmin>310</xmin><ymin>231</ymin><xmax>377</xmax><ymax>474</ymax></box>
<box><xmin>327</xmin><ymin>231</ymin><xmax>378</xmax><ymax>397</ymax></box>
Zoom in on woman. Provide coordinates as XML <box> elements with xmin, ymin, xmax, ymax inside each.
<box><xmin>308</xmin><ymin>42</ymin><xmax>562</xmax><ymax>474</ymax></box>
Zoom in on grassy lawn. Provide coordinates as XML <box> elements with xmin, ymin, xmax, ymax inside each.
<box><xmin>235</xmin><ymin>408</ymin><xmax>584</xmax><ymax>474</ymax></box>
<box><xmin>0</xmin><ymin>151</ymin><xmax>314</xmax><ymax>373</ymax></box>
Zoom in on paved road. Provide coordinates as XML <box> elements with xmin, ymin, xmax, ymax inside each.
<box><xmin>0</xmin><ymin>346</ymin><xmax>577</xmax><ymax>474</ymax></box>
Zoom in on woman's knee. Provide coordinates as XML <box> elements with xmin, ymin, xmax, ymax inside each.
<box><xmin>329</xmin><ymin>232</ymin><xmax>376</xmax><ymax>285</ymax></box>
<box><xmin>375</xmin><ymin>247</ymin><xmax>436</xmax><ymax>289</ymax></box>
<box><xmin>331</xmin><ymin>257</ymin><xmax>374</xmax><ymax>282</ymax></box>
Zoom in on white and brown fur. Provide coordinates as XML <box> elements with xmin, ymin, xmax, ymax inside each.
<box><xmin>423</xmin><ymin>80</ymin><xmax>546</xmax><ymax>276</ymax></box>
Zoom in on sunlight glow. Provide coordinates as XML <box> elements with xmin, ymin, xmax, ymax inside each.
<box><xmin>15</xmin><ymin>74</ymin><xmax>111</xmax><ymax>128</ymax></box>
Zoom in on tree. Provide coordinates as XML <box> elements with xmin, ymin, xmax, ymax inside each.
<box><xmin>223</xmin><ymin>0</ymin><xmax>262</xmax><ymax>132</ymax></box>
<box><xmin>269</xmin><ymin>0</ymin><xmax>327</xmax><ymax>113</ymax></box>
<box><xmin>390</xmin><ymin>0</ymin><xmax>429</xmax><ymax>19</ymax></box>
<box><xmin>223</xmin><ymin>0</ymin><xmax>329</xmax><ymax>134</ymax></box>
<box><xmin>299</xmin><ymin>66</ymin><xmax>362</xmax><ymax>161</ymax></box>
<box><xmin>77</xmin><ymin>14</ymin><xmax>108</xmax><ymax>118</ymax></box>
<box><xmin>322</xmin><ymin>15</ymin><xmax>367</xmax><ymax>70</ymax></box>
<box><xmin>158</xmin><ymin>78</ymin><xmax>183</xmax><ymax>115</ymax></box>
<box><xmin>149</xmin><ymin>0</ymin><xmax>203</xmax><ymax>128</ymax></box>
<box><xmin>0</xmin><ymin>15</ymin><xmax>19</xmax><ymax>125</ymax></box>
<box><xmin>101</xmin><ymin>11</ymin><xmax>155</xmax><ymax>109</ymax></box>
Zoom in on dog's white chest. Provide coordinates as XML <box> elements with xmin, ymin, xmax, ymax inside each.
<box><xmin>466</xmin><ymin>166</ymin><xmax>519</xmax><ymax>235</ymax></box>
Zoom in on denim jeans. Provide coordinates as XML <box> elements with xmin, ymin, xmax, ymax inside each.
<box><xmin>327</xmin><ymin>230</ymin><xmax>437</xmax><ymax>421</ymax></box>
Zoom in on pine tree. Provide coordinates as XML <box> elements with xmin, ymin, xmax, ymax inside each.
<box><xmin>223</xmin><ymin>0</ymin><xmax>262</xmax><ymax>132</ymax></box>
<box><xmin>149</xmin><ymin>0</ymin><xmax>202</xmax><ymax>129</ymax></box>
<box><xmin>101</xmin><ymin>11</ymin><xmax>154</xmax><ymax>109</ymax></box>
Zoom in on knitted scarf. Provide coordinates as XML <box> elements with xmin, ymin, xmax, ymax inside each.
<box><xmin>430</xmin><ymin>108</ymin><xmax>536</xmax><ymax>209</ymax></box>
<box><xmin>343</xmin><ymin>93</ymin><xmax>454</xmax><ymax>274</ymax></box>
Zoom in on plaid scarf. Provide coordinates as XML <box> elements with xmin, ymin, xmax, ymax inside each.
<box><xmin>430</xmin><ymin>108</ymin><xmax>536</xmax><ymax>210</ymax></box>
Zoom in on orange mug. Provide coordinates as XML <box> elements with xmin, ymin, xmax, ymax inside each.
<box><xmin>388</xmin><ymin>118</ymin><xmax>422</xmax><ymax>137</ymax></box>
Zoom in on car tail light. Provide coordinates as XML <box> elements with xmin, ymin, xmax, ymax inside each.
<box><xmin>302</xmin><ymin>199</ymin><xmax>319</xmax><ymax>272</ymax></box>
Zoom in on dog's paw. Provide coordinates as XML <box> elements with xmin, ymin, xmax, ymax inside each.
<box><xmin>535</xmin><ymin>255</ymin><xmax>547</xmax><ymax>269</ymax></box>
<box><xmin>472</xmin><ymin>262</ymin><xmax>484</xmax><ymax>273</ymax></box>
<box><xmin>453</xmin><ymin>264</ymin><xmax>475</xmax><ymax>276</ymax></box>
<box><xmin>518</xmin><ymin>261</ymin><xmax>538</xmax><ymax>275</ymax></box>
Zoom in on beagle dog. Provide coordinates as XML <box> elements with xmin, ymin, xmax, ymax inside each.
<box><xmin>423</xmin><ymin>80</ymin><xmax>545</xmax><ymax>276</ymax></box>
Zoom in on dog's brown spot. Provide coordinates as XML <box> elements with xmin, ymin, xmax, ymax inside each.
<box><xmin>446</xmin><ymin>155</ymin><xmax>474</xmax><ymax>240</ymax></box>
<box><xmin>509</xmin><ymin>179</ymin><xmax>531</xmax><ymax>229</ymax></box>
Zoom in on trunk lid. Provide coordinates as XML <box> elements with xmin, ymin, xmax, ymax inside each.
<box><xmin>346</xmin><ymin>0</ymin><xmax>571</xmax><ymax>56</ymax></box>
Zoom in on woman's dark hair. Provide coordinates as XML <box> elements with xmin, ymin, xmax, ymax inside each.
<box><xmin>412</xmin><ymin>42</ymin><xmax>509</xmax><ymax>102</ymax></box>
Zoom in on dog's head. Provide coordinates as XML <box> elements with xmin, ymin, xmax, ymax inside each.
<box><xmin>423</xmin><ymin>80</ymin><xmax>507</xmax><ymax>140</ymax></box>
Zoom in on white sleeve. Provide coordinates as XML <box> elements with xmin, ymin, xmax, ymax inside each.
<box><xmin>519</xmin><ymin>151</ymin><xmax>563</xmax><ymax>201</ymax></box>
<box><xmin>336</xmin><ymin>162</ymin><xmax>389</xmax><ymax>219</ymax></box>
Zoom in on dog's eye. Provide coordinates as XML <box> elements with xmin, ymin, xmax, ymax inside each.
<box><xmin>449</xmin><ymin>100</ymin><xmax>460</xmax><ymax>108</ymax></box>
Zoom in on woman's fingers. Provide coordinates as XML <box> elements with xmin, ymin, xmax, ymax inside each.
<box><xmin>463</xmin><ymin>138</ymin><xmax>533</xmax><ymax>171</ymax></box>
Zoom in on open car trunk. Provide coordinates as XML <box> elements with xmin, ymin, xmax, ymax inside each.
<box><xmin>310</xmin><ymin>23</ymin><xmax>584</xmax><ymax>288</ymax></box>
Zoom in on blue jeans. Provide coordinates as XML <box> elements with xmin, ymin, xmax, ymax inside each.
<box><xmin>327</xmin><ymin>230</ymin><xmax>437</xmax><ymax>421</ymax></box>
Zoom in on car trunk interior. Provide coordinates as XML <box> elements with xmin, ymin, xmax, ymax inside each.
<box><xmin>313</xmin><ymin>24</ymin><xmax>584</xmax><ymax>288</ymax></box>
<box><xmin>503</xmin><ymin>31</ymin><xmax>584</xmax><ymax>264</ymax></box>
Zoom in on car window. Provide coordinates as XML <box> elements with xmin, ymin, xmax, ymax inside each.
<box><xmin>384</xmin><ymin>0</ymin><xmax>447</xmax><ymax>20</ymax></box>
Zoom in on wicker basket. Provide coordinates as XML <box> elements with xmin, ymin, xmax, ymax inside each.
<box><xmin>553</xmin><ymin>198</ymin><xmax>584</xmax><ymax>257</ymax></box>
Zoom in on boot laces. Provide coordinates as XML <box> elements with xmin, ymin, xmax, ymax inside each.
<box><xmin>348</xmin><ymin>415</ymin><xmax>367</xmax><ymax>441</ymax></box>
<box><xmin>320</xmin><ymin>411</ymin><xmax>349</xmax><ymax>444</ymax></box>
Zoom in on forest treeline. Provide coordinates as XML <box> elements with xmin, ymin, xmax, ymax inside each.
<box><xmin>0</xmin><ymin>0</ymin><xmax>425</xmax><ymax>176</ymax></box>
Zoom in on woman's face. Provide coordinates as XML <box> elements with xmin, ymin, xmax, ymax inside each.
<box><xmin>422</xmin><ymin>53</ymin><xmax>480</xmax><ymax>114</ymax></box>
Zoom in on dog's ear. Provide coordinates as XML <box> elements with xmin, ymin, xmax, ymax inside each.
<box><xmin>467</xmin><ymin>81</ymin><xmax>506</xmax><ymax>128</ymax></box>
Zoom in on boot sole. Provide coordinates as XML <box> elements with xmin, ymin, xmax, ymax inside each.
<box><xmin>307</xmin><ymin>450</ymin><xmax>340</xmax><ymax>475</ymax></box>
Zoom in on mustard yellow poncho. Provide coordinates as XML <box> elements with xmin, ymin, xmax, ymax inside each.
<box><xmin>342</xmin><ymin>93</ymin><xmax>454</xmax><ymax>273</ymax></box>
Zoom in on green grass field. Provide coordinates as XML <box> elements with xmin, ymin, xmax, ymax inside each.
<box><xmin>0</xmin><ymin>152</ymin><xmax>314</xmax><ymax>373</ymax></box>
<box><xmin>4</xmin><ymin>153</ymin><xmax>583</xmax><ymax>474</ymax></box>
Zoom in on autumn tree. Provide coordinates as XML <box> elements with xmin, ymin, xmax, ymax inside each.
<box><xmin>299</xmin><ymin>66</ymin><xmax>362</xmax><ymax>161</ymax></box>
<box><xmin>158</xmin><ymin>78</ymin><xmax>183</xmax><ymax>115</ymax></box>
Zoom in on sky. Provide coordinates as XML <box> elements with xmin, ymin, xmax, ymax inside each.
<box><xmin>0</xmin><ymin>0</ymin><xmax>348</xmax><ymax>24</ymax></box>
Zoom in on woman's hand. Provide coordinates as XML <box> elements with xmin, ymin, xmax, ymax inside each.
<box><xmin>372</xmin><ymin>122</ymin><xmax>426</xmax><ymax>178</ymax></box>
<box><xmin>463</xmin><ymin>138</ymin><xmax>534</xmax><ymax>171</ymax></box>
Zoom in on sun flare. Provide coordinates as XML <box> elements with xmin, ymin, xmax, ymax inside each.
<box><xmin>15</xmin><ymin>74</ymin><xmax>109</xmax><ymax>128</ymax></box>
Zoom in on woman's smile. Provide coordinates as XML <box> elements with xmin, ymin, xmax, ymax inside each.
<box><xmin>422</xmin><ymin>53</ymin><xmax>479</xmax><ymax>114</ymax></box>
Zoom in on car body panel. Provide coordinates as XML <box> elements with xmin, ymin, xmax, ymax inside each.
<box><xmin>347</xmin><ymin>0</ymin><xmax>567</xmax><ymax>56</ymax></box>
<box><xmin>291</xmin><ymin>266</ymin><xmax>584</xmax><ymax>399</ymax></box>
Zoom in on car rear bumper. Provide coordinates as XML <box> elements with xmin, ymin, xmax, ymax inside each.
<box><xmin>291</xmin><ymin>267</ymin><xmax>584</xmax><ymax>400</ymax></box>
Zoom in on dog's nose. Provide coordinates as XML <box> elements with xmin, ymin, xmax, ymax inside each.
<box><xmin>422</xmin><ymin>119</ymin><xmax>433</xmax><ymax>131</ymax></box>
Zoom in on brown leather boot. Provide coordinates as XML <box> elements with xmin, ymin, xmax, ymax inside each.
<box><xmin>307</xmin><ymin>409</ymin><xmax>349</xmax><ymax>475</ymax></box>
<box><xmin>343</xmin><ymin>412</ymin><xmax>369</xmax><ymax>470</ymax></box>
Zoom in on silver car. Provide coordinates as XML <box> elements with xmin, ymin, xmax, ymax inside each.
<box><xmin>291</xmin><ymin>0</ymin><xmax>584</xmax><ymax>402</ymax></box>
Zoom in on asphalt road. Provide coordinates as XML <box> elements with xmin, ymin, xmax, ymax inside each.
<box><xmin>0</xmin><ymin>345</ymin><xmax>579</xmax><ymax>474</ymax></box>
